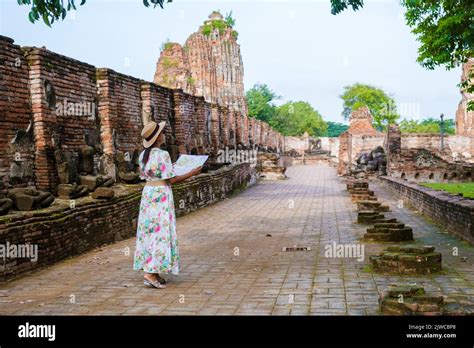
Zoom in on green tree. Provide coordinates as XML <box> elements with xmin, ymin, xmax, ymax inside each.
<box><xmin>333</xmin><ymin>0</ymin><xmax>474</xmax><ymax>111</ymax></box>
<box><xmin>399</xmin><ymin>117</ymin><xmax>455</xmax><ymax>134</ymax></box>
<box><xmin>19</xmin><ymin>0</ymin><xmax>361</xmax><ymax>26</ymax></box>
<box><xmin>270</xmin><ymin>101</ymin><xmax>327</xmax><ymax>137</ymax></box>
<box><xmin>18</xmin><ymin>0</ymin><xmax>172</xmax><ymax>26</ymax></box>
<box><xmin>325</xmin><ymin>121</ymin><xmax>349</xmax><ymax>137</ymax></box>
<box><xmin>340</xmin><ymin>83</ymin><xmax>399</xmax><ymax>130</ymax></box>
<box><xmin>246</xmin><ymin>83</ymin><xmax>279</xmax><ymax>123</ymax></box>
<box><xmin>225</xmin><ymin>11</ymin><xmax>236</xmax><ymax>27</ymax></box>
<box><xmin>330</xmin><ymin>0</ymin><xmax>364</xmax><ymax>15</ymax></box>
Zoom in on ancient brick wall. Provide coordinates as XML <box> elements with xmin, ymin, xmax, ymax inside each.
<box><xmin>209</xmin><ymin>104</ymin><xmax>220</xmax><ymax>150</ymax></box>
<box><xmin>337</xmin><ymin>132</ymin><xmax>351</xmax><ymax>175</ymax></box>
<box><xmin>248</xmin><ymin>118</ymin><xmax>255</xmax><ymax>146</ymax></box>
<box><xmin>386</xmin><ymin>125</ymin><xmax>474</xmax><ymax>181</ymax></box>
<box><xmin>380</xmin><ymin>176</ymin><xmax>474</xmax><ymax>245</ymax></box>
<box><xmin>193</xmin><ymin>97</ymin><xmax>212</xmax><ymax>154</ymax></box>
<box><xmin>0</xmin><ymin>163</ymin><xmax>255</xmax><ymax>280</ymax></box>
<box><xmin>23</xmin><ymin>46</ymin><xmax>98</xmax><ymax>191</ymax></box>
<box><xmin>218</xmin><ymin>105</ymin><xmax>229</xmax><ymax>147</ymax></box>
<box><xmin>0</xmin><ymin>36</ymin><xmax>34</xmax><ymax>188</ymax></box>
<box><xmin>140</xmin><ymin>82</ymin><xmax>173</xmax><ymax>126</ymax></box>
<box><xmin>96</xmin><ymin>68</ymin><xmax>143</xmax><ymax>156</ymax></box>
<box><xmin>227</xmin><ymin>109</ymin><xmax>236</xmax><ymax>148</ymax></box>
<box><xmin>456</xmin><ymin>59</ymin><xmax>474</xmax><ymax>137</ymax></box>
<box><xmin>0</xmin><ymin>35</ymin><xmax>282</xmax><ymax>192</ymax></box>
<box><xmin>242</xmin><ymin>114</ymin><xmax>249</xmax><ymax>147</ymax></box>
<box><xmin>172</xmin><ymin>89</ymin><xmax>197</xmax><ymax>154</ymax></box>
<box><xmin>346</xmin><ymin>106</ymin><xmax>380</xmax><ymax>135</ymax></box>
<box><xmin>351</xmin><ymin>134</ymin><xmax>385</xmax><ymax>160</ymax></box>
<box><xmin>401</xmin><ymin>134</ymin><xmax>473</xmax><ymax>163</ymax></box>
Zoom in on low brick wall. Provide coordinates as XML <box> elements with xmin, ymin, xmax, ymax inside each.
<box><xmin>379</xmin><ymin>176</ymin><xmax>474</xmax><ymax>245</ymax></box>
<box><xmin>173</xmin><ymin>163</ymin><xmax>256</xmax><ymax>217</ymax></box>
<box><xmin>0</xmin><ymin>163</ymin><xmax>255</xmax><ymax>281</ymax></box>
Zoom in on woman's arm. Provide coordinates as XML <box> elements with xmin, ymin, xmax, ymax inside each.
<box><xmin>169</xmin><ymin>166</ymin><xmax>202</xmax><ymax>185</ymax></box>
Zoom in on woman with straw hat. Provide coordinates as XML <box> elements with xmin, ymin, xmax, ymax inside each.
<box><xmin>134</xmin><ymin>121</ymin><xmax>201</xmax><ymax>289</ymax></box>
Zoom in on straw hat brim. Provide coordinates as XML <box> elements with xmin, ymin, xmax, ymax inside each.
<box><xmin>143</xmin><ymin>121</ymin><xmax>166</xmax><ymax>148</ymax></box>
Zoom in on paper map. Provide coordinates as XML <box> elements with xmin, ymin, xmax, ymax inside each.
<box><xmin>173</xmin><ymin>155</ymin><xmax>208</xmax><ymax>176</ymax></box>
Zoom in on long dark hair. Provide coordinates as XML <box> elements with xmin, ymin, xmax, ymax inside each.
<box><xmin>142</xmin><ymin>147</ymin><xmax>153</xmax><ymax>167</ymax></box>
<box><xmin>142</xmin><ymin>130</ymin><xmax>164</xmax><ymax>167</ymax></box>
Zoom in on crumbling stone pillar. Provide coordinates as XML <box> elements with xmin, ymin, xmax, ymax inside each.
<box><xmin>385</xmin><ymin>124</ymin><xmax>401</xmax><ymax>176</ymax></box>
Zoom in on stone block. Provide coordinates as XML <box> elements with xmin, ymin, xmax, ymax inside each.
<box><xmin>91</xmin><ymin>187</ymin><xmax>115</xmax><ymax>200</ymax></box>
<box><xmin>57</xmin><ymin>184</ymin><xmax>89</xmax><ymax>199</ymax></box>
<box><xmin>370</xmin><ymin>245</ymin><xmax>442</xmax><ymax>275</ymax></box>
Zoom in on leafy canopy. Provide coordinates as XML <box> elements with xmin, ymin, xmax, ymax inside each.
<box><xmin>270</xmin><ymin>101</ymin><xmax>328</xmax><ymax>137</ymax></box>
<box><xmin>333</xmin><ymin>0</ymin><xmax>474</xmax><ymax>110</ymax></box>
<box><xmin>340</xmin><ymin>83</ymin><xmax>399</xmax><ymax>130</ymax></box>
<box><xmin>20</xmin><ymin>0</ymin><xmax>363</xmax><ymax>26</ymax></box>
<box><xmin>18</xmin><ymin>0</ymin><xmax>172</xmax><ymax>26</ymax></box>
<box><xmin>330</xmin><ymin>0</ymin><xmax>364</xmax><ymax>15</ymax></box>
<box><xmin>325</xmin><ymin>121</ymin><xmax>349</xmax><ymax>137</ymax></box>
<box><xmin>246</xmin><ymin>84</ymin><xmax>328</xmax><ymax>137</ymax></box>
<box><xmin>399</xmin><ymin>117</ymin><xmax>455</xmax><ymax>134</ymax></box>
<box><xmin>402</xmin><ymin>0</ymin><xmax>474</xmax><ymax>71</ymax></box>
<box><xmin>246</xmin><ymin>83</ymin><xmax>280</xmax><ymax>123</ymax></box>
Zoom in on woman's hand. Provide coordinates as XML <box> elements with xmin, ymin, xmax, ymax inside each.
<box><xmin>169</xmin><ymin>166</ymin><xmax>202</xmax><ymax>185</ymax></box>
<box><xmin>190</xmin><ymin>166</ymin><xmax>202</xmax><ymax>176</ymax></box>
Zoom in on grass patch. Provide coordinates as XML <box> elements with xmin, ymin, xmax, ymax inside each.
<box><xmin>421</xmin><ymin>182</ymin><xmax>474</xmax><ymax>199</ymax></box>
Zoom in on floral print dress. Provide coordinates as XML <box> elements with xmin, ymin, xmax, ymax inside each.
<box><xmin>133</xmin><ymin>148</ymin><xmax>179</xmax><ymax>275</ymax></box>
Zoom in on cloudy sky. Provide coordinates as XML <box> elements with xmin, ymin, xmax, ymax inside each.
<box><xmin>0</xmin><ymin>0</ymin><xmax>462</xmax><ymax>123</ymax></box>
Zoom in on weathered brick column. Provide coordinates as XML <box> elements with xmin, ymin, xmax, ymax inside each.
<box><xmin>219</xmin><ymin>105</ymin><xmax>230</xmax><ymax>147</ymax></box>
<box><xmin>210</xmin><ymin>104</ymin><xmax>221</xmax><ymax>150</ymax></box>
<box><xmin>172</xmin><ymin>89</ymin><xmax>196</xmax><ymax>154</ymax></box>
<box><xmin>24</xmin><ymin>47</ymin><xmax>97</xmax><ymax>191</ymax></box>
<box><xmin>0</xmin><ymin>36</ymin><xmax>34</xmax><ymax>187</ymax></box>
<box><xmin>140</xmin><ymin>82</ymin><xmax>175</xmax><ymax>149</ymax></box>
<box><xmin>96</xmin><ymin>68</ymin><xmax>143</xmax><ymax>157</ymax></box>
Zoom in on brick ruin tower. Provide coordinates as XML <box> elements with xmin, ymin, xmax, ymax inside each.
<box><xmin>154</xmin><ymin>11</ymin><xmax>248</xmax><ymax>116</ymax></box>
<box><xmin>455</xmin><ymin>58</ymin><xmax>474</xmax><ymax>137</ymax></box>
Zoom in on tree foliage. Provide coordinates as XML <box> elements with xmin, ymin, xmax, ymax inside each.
<box><xmin>246</xmin><ymin>84</ymin><xmax>327</xmax><ymax>136</ymax></box>
<box><xmin>246</xmin><ymin>83</ymin><xmax>279</xmax><ymax>123</ymax></box>
<box><xmin>330</xmin><ymin>0</ymin><xmax>364</xmax><ymax>15</ymax></box>
<box><xmin>18</xmin><ymin>0</ymin><xmax>172</xmax><ymax>26</ymax></box>
<box><xmin>402</xmin><ymin>0</ymin><xmax>474</xmax><ymax>71</ymax></box>
<box><xmin>270</xmin><ymin>101</ymin><xmax>327</xmax><ymax>137</ymax></box>
<box><xmin>325</xmin><ymin>121</ymin><xmax>349</xmax><ymax>137</ymax></box>
<box><xmin>399</xmin><ymin>117</ymin><xmax>455</xmax><ymax>134</ymax></box>
<box><xmin>340</xmin><ymin>83</ymin><xmax>399</xmax><ymax>130</ymax></box>
<box><xmin>333</xmin><ymin>0</ymin><xmax>474</xmax><ymax>110</ymax></box>
<box><xmin>225</xmin><ymin>11</ymin><xmax>236</xmax><ymax>27</ymax></box>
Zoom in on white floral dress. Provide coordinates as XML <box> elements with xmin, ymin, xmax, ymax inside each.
<box><xmin>133</xmin><ymin>148</ymin><xmax>179</xmax><ymax>275</ymax></box>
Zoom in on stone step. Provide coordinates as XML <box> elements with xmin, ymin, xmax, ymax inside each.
<box><xmin>357</xmin><ymin>211</ymin><xmax>385</xmax><ymax>223</ymax></box>
<box><xmin>373</xmin><ymin>222</ymin><xmax>406</xmax><ymax>229</ymax></box>
<box><xmin>357</xmin><ymin>201</ymin><xmax>390</xmax><ymax>212</ymax></box>
<box><xmin>347</xmin><ymin>181</ymin><xmax>368</xmax><ymax>190</ymax></box>
<box><xmin>358</xmin><ymin>210</ymin><xmax>379</xmax><ymax>216</ymax></box>
<box><xmin>372</xmin><ymin>218</ymin><xmax>398</xmax><ymax>224</ymax></box>
<box><xmin>351</xmin><ymin>195</ymin><xmax>378</xmax><ymax>202</ymax></box>
<box><xmin>349</xmin><ymin>188</ymin><xmax>374</xmax><ymax>195</ymax></box>
<box><xmin>364</xmin><ymin>228</ymin><xmax>414</xmax><ymax>242</ymax></box>
<box><xmin>363</xmin><ymin>233</ymin><xmax>395</xmax><ymax>242</ymax></box>
<box><xmin>370</xmin><ymin>245</ymin><xmax>442</xmax><ymax>275</ymax></box>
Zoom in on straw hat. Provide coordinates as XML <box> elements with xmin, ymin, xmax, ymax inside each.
<box><xmin>141</xmin><ymin>121</ymin><xmax>166</xmax><ymax>148</ymax></box>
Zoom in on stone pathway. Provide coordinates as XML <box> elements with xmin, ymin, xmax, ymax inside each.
<box><xmin>0</xmin><ymin>164</ymin><xmax>472</xmax><ymax>315</ymax></box>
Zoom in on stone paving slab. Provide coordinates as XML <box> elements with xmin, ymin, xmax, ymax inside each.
<box><xmin>0</xmin><ymin>165</ymin><xmax>472</xmax><ymax>315</ymax></box>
